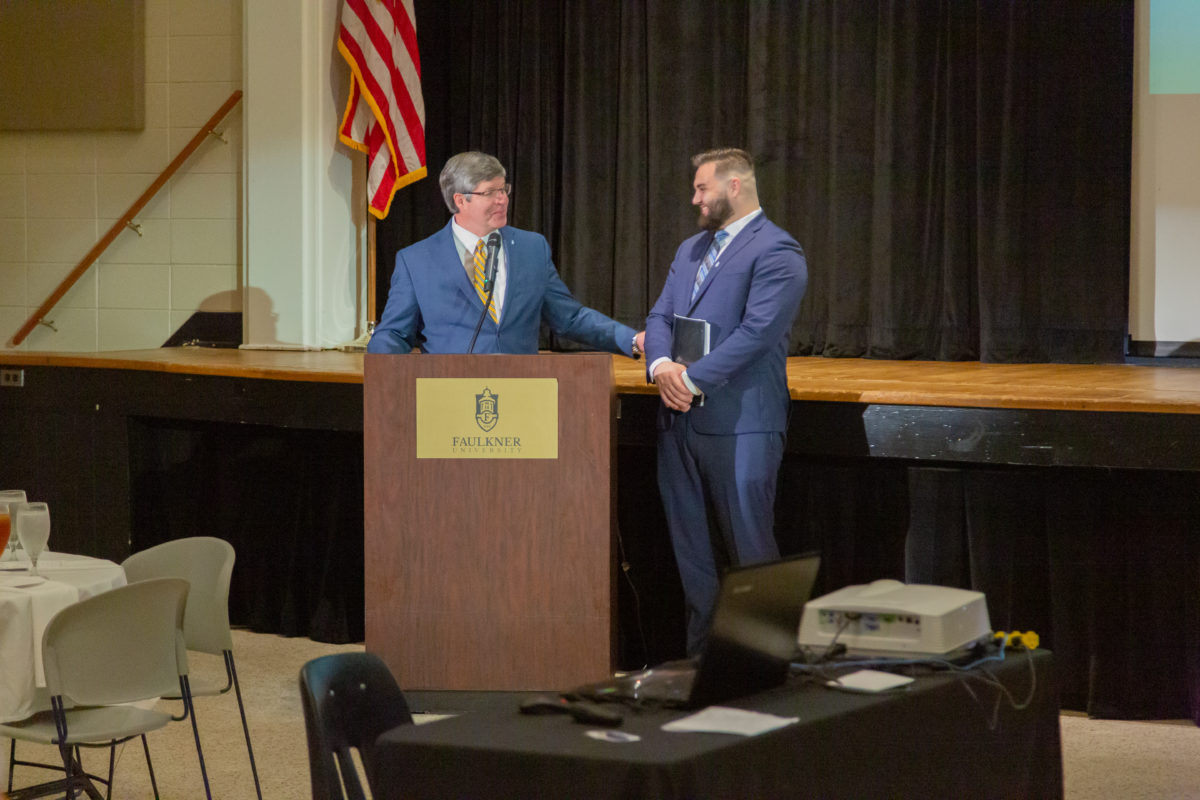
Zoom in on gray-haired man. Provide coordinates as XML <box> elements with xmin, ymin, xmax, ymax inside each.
<box><xmin>369</xmin><ymin>151</ymin><xmax>639</xmax><ymax>356</ymax></box>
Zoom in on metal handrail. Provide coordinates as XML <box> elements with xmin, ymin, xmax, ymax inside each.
<box><xmin>9</xmin><ymin>90</ymin><xmax>244</xmax><ymax>347</ymax></box>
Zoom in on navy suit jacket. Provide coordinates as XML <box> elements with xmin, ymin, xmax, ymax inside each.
<box><xmin>644</xmin><ymin>213</ymin><xmax>807</xmax><ymax>434</ymax></box>
<box><xmin>368</xmin><ymin>221</ymin><xmax>636</xmax><ymax>356</ymax></box>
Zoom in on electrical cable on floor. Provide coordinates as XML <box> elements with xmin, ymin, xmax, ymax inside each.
<box><xmin>614</xmin><ymin>528</ymin><xmax>650</xmax><ymax>671</ymax></box>
<box><xmin>951</xmin><ymin>635</ymin><xmax>1040</xmax><ymax>730</ymax></box>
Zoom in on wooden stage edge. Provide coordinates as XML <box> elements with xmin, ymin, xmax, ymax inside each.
<box><xmin>3</xmin><ymin>347</ymin><xmax>1200</xmax><ymax>415</ymax></box>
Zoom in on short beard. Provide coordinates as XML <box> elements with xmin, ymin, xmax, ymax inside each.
<box><xmin>697</xmin><ymin>194</ymin><xmax>733</xmax><ymax>231</ymax></box>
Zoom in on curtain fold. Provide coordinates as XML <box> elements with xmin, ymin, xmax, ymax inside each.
<box><xmin>379</xmin><ymin>0</ymin><xmax>1132</xmax><ymax>363</ymax></box>
<box><xmin>904</xmin><ymin>464</ymin><xmax>1200</xmax><ymax>722</ymax></box>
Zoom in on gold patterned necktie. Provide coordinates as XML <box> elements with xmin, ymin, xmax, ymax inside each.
<box><xmin>471</xmin><ymin>239</ymin><xmax>498</xmax><ymax>323</ymax></box>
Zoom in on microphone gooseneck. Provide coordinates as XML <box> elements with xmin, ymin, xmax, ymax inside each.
<box><xmin>467</xmin><ymin>232</ymin><xmax>502</xmax><ymax>354</ymax></box>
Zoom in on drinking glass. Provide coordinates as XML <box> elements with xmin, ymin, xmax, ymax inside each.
<box><xmin>14</xmin><ymin>502</ymin><xmax>50</xmax><ymax>576</ymax></box>
<box><xmin>0</xmin><ymin>489</ymin><xmax>27</xmax><ymax>562</ymax></box>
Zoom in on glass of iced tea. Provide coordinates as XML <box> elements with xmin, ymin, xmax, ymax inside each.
<box><xmin>0</xmin><ymin>490</ymin><xmax>27</xmax><ymax>561</ymax></box>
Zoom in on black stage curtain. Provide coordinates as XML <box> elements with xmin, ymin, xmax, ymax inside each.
<box><xmin>128</xmin><ymin>419</ymin><xmax>365</xmax><ymax>644</ymax></box>
<box><xmin>904</xmin><ymin>465</ymin><xmax>1200</xmax><ymax>722</ymax></box>
<box><xmin>377</xmin><ymin>0</ymin><xmax>1132</xmax><ymax>363</ymax></box>
<box><xmin>621</xmin><ymin>444</ymin><xmax>1200</xmax><ymax>722</ymax></box>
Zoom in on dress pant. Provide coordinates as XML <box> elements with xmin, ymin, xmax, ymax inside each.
<box><xmin>657</xmin><ymin>413</ymin><xmax>783</xmax><ymax>655</ymax></box>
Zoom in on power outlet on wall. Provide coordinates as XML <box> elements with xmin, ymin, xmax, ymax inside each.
<box><xmin>1</xmin><ymin>369</ymin><xmax>25</xmax><ymax>387</ymax></box>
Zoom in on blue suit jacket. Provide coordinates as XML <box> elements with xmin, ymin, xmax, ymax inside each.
<box><xmin>644</xmin><ymin>213</ymin><xmax>808</xmax><ymax>434</ymax></box>
<box><xmin>368</xmin><ymin>221</ymin><xmax>636</xmax><ymax>356</ymax></box>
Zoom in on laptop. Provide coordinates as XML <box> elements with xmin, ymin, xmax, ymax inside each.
<box><xmin>571</xmin><ymin>552</ymin><xmax>821</xmax><ymax>709</ymax></box>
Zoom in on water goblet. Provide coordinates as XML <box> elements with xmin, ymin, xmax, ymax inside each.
<box><xmin>14</xmin><ymin>502</ymin><xmax>50</xmax><ymax>576</ymax></box>
<box><xmin>0</xmin><ymin>489</ymin><xmax>27</xmax><ymax>562</ymax></box>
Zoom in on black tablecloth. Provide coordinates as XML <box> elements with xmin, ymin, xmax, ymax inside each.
<box><xmin>374</xmin><ymin>650</ymin><xmax>1061</xmax><ymax>800</ymax></box>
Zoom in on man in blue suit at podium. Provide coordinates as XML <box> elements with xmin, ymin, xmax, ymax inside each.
<box><xmin>368</xmin><ymin>151</ymin><xmax>639</xmax><ymax>357</ymax></box>
<box><xmin>644</xmin><ymin>148</ymin><xmax>808</xmax><ymax>656</ymax></box>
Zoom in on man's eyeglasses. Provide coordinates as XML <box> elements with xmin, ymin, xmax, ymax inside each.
<box><xmin>462</xmin><ymin>183</ymin><xmax>512</xmax><ymax>200</ymax></box>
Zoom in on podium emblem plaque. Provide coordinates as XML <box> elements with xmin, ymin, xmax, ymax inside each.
<box><xmin>416</xmin><ymin>377</ymin><xmax>558</xmax><ymax>459</ymax></box>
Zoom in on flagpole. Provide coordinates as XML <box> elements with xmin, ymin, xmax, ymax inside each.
<box><xmin>367</xmin><ymin>209</ymin><xmax>377</xmax><ymax>337</ymax></box>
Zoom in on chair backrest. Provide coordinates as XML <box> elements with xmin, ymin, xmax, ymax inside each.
<box><xmin>122</xmin><ymin>536</ymin><xmax>235</xmax><ymax>654</ymax></box>
<box><xmin>299</xmin><ymin>652</ymin><xmax>414</xmax><ymax>800</ymax></box>
<box><xmin>42</xmin><ymin>577</ymin><xmax>190</xmax><ymax>707</ymax></box>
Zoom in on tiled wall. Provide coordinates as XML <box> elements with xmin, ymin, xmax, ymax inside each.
<box><xmin>0</xmin><ymin>0</ymin><xmax>242</xmax><ymax>352</ymax></box>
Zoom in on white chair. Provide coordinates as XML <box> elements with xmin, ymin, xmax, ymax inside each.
<box><xmin>0</xmin><ymin>577</ymin><xmax>211</xmax><ymax>800</ymax></box>
<box><xmin>121</xmin><ymin>536</ymin><xmax>262</xmax><ymax>799</ymax></box>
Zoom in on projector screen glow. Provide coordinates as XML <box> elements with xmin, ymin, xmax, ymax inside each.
<box><xmin>1150</xmin><ymin>0</ymin><xmax>1200</xmax><ymax>93</ymax></box>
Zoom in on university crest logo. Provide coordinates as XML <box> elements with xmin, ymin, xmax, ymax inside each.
<box><xmin>475</xmin><ymin>388</ymin><xmax>499</xmax><ymax>432</ymax></box>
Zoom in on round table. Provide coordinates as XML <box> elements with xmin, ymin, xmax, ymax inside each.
<box><xmin>0</xmin><ymin>552</ymin><xmax>127</xmax><ymax>724</ymax></box>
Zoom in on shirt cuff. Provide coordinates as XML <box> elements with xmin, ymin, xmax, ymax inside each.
<box><xmin>681</xmin><ymin>370</ymin><xmax>701</xmax><ymax>396</ymax></box>
<box><xmin>648</xmin><ymin>356</ymin><xmax>671</xmax><ymax>382</ymax></box>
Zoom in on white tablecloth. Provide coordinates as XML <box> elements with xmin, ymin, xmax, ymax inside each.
<box><xmin>0</xmin><ymin>551</ymin><xmax>127</xmax><ymax>724</ymax></box>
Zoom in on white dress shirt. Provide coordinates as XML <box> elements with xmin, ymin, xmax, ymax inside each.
<box><xmin>451</xmin><ymin>219</ymin><xmax>507</xmax><ymax>321</ymax></box>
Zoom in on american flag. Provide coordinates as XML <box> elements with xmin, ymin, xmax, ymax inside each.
<box><xmin>337</xmin><ymin>0</ymin><xmax>427</xmax><ymax>218</ymax></box>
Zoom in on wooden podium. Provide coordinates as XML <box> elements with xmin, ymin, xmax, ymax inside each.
<box><xmin>363</xmin><ymin>353</ymin><xmax>618</xmax><ymax>690</ymax></box>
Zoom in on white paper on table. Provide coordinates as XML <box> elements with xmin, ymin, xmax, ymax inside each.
<box><xmin>661</xmin><ymin>706</ymin><xmax>799</xmax><ymax>736</ymax></box>
<box><xmin>826</xmin><ymin>669</ymin><xmax>915</xmax><ymax>693</ymax></box>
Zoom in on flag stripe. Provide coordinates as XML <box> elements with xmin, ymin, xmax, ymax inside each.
<box><xmin>338</xmin><ymin>0</ymin><xmax>426</xmax><ymax>218</ymax></box>
<box><xmin>342</xmin><ymin>0</ymin><xmax>425</xmax><ymax>170</ymax></box>
<box><xmin>339</xmin><ymin>25</ymin><xmax>424</xmax><ymax>172</ymax></box>
<box><xmin>338</xmin><ymin>31</ymin><xmax>423</xmax><ymax>184</ymax></box>
<box><xmin>337</xmin><ymin>80</ymin><xmax>371</xmax><ymax>154</ymax></box>
<box><xmin>393</xmin><ymin>0</ymin><xmax>420</xmax><ymax>79</ymax></box>
<box><xmin>345</xmin><ymin>1</ymin><xmax>426</xmax><ymax>166</ymax></box>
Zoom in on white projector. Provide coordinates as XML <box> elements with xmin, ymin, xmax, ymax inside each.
<box><xmin>798</xmin><ymin>579</ymin><xmax>991</xmax><ymax>657</ymax></box>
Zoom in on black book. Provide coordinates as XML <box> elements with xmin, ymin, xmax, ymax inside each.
<box><xmin>671</xmin><ymin>314</ymin><xmax>710</xmax><ymax>366</ymax></box>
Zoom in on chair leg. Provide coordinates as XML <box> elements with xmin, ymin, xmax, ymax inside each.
<box><xmin>68</xmin><ymin>747</ymin><xmax>105</xmax><ymax>800</ymax></box>
<box><xmin>50</xmin><ymin>696</ymin><xmax>80</xmax><ymax>800</ymax></box>
<box><xmin>181</xmin><ymin>676</ymin><xmax>213</xmax><ymax>800</ymax></box>
<box><xmin>8</xmin><ymin>737</ymin><xmax>14</xmax><ymax>793</ymax></box>
<box><xmin>141</xmin><ymin>734</ymin><xmax>159</xmax><ymax>800</ymax></box>
<box><xmin>105</xmin><ymin>741</ymin><xmax>115</xmax><ymax>800</ymax></box>
<box><xmin>58</xmin><ymin>741</ymin><xmax>77</xmax><ymax>800</ymax></box>
<box><xmin>226</xmin><ymin>650</ymin><xmax>263</xmax><ymax>800</ymax></box>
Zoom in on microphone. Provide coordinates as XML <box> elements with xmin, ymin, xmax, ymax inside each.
<box><xmin>467</xmin><ymin>232</ymin><xmax>502</xmax><ymax>354</ymax></box>
<box><xmin>482</xmin><ymin>231</ymin><xmax>501</xmax><ymax>292</ymax></box>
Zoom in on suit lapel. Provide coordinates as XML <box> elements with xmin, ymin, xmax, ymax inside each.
<box><xmin>686</xmin><ymin>214</ymin><xmax>766</xmax><ymax>312</ymax></box>
<box><xmin>495</xmin><ymin>229</ymin><xmax>517</xmax><ymax>328</ymax></box>
<box><xmin>437</xmin><ymin>223</ymin><xmax>480</xmax><ymax>307</ymax></box>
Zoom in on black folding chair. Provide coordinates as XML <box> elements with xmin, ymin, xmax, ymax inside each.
<box><xmin>299</xmin><ymin>652</ymin><xmax>414</xmax><ymax>800</ymax></box>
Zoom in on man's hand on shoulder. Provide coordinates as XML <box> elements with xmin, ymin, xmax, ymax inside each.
<box><xmin>653</xmin><ymin>361</ymin><xmax>695</xmax><ymax>412</ymax></box>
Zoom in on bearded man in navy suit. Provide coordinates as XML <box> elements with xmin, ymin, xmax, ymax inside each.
<box><xmin>644</xmin><ymin>148</ymin><xmax>808</xmax><ymax>655</ymax></box>
<box><xmin>368</xmin><ymin>151</ymin><xmax>639</xmax><ymax>357</ymax></box>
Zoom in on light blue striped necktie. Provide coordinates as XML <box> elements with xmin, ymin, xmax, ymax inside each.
<box><xmin>692</xmin><ymin>229</ymin><xmax>729</xmax><ymax>301</ymax></box>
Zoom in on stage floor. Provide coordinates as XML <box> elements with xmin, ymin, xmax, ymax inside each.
<box><xmin>3</xmin><ymin>348</ymin><xmax>1200</xmax><ymax>414</ymax></box>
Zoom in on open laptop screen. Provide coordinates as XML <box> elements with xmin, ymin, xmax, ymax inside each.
<box><xmin>686</xmin><ymin>551</ymin><xmax>821</xmax><ymax>708</ymax></box>
<box><xmin>571</xmin><ymin>552</ymin><xmax>820</xmax><ymax>708</ymax></box>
